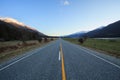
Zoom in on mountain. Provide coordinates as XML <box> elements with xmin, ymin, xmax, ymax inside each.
<box><xmin>66</xmin><ymin>20</ymin><xmax>120</xmax><ymax>38</ymax></box>
<box><xmin>0</xmin><ymin>17</ymin><xmax>47</xmax><ymax>41</ymax></box>
<box><xmin>84</xmin><ymin>27</ymin><xmax>105</xmax><ymax>38</ymax></box>
<box><xmin>85</xmin><ymin>20</ymin><xmax>120</xmax><ymax>38</ymax></box>
<box><xmin>63</xmin><ymin>31</ymin><xmax>86</xmax><ymax>38</ymax></box>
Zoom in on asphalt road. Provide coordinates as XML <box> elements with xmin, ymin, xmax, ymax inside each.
<box><xmin>0</xmin><ymin>39</ymin><xmax>120</xmax><ymax>80</ymax></box>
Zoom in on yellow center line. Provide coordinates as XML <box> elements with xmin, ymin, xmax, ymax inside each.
<box><xmin>60</xmin><ymin>43</ymin><xmax>66</xmax><ymax>80</ymax></box>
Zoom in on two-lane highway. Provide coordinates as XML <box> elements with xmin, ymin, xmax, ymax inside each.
<box><xmin>0</xmin><ymin>39</ymin><xmax>120</xmax><ymax>80</ymax></box>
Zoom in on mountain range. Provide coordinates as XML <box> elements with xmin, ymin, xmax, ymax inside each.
<box><xmin>63</xmin><ymin>31</ymin><xmax>86</xmax><ymax>38</ymax></box>
<box><xmin>65</xmin><ymin>20</ymin><xmax>120</xmax><ymax>38</ymax></box>
<box><xmin>0</xmin><ymin>17</ymin><xmax>47</xmax><ymax>41</ymax></box>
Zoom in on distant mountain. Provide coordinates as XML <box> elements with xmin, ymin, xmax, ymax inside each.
<box><xmin>66</xmin><ymin>20</ymin><xmax>120</xmax><ymax>38</ymax></box>
<box><xmin>63</xmin><ymin>31</ymin><xmax>86</xmax><ymax>38</ymax></box>
<box><xmin>85</xmin><ymin>20</ymin><xmax>120</xmax><ymax>38</ymax></box>
<box><xmin>84</xmin><ymin>26</ymin><xmax>105</xmax><ymax>38</ymax></box>
<box><xmin>0</xmin><ymin>17</ymin><xmax>47</xmax><ymax>41</ymax></box>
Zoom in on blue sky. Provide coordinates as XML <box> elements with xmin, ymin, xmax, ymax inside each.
<box><xmin>1</xmin><ymin>0</ymin><xmax>120</xmax><ymax>36</ymax></box>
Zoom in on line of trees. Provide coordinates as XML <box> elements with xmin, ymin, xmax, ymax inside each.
<box><xmin>0</xmin><ymin>20</ymin><xmax>47</xmax><ymax>43</ymax></box>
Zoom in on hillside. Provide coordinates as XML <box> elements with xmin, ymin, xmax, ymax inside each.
<box><xmin>66</xmin><ymin>20</ymin><xmax>120</xmax><ymax>38</ymax></box>
<box><xmin>85</xmin><ymin>20</ymin><xmax>120</xmax><ymax>38</ymax></box>
<box><xmin>64</xmin><ymin>31</ymin><xmax>86</xmax><ymax>38</ymax></box>
<box><xmin>0</xmin><ymin>18</ymin><xmax>46</xmax><ymax>41</ymax></box>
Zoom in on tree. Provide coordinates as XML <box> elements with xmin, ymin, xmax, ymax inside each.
<box><xmin>38</xmin><ymin>38</ymin><xmax>42</xmax><ymax>43</ymax></box>
<box><xmin>78</xmin><ymin>38</ymin><xmax>84</xmax><ymax>44</ymax></box>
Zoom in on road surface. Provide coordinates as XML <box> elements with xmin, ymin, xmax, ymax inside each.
<box><xmin>0</xmin><ymin>39</ymin><xmax>120</xmax><ymax>80</ymax></box>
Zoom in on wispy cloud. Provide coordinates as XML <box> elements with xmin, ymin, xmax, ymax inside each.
<box><xmin>63</xmin><ymin>0</ymin><xmax>70</xmax><ymax>6</ymax></box>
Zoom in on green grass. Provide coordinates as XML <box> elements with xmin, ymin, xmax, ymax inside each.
<box><xmin>64</xmin><ymin>38</ymin><xmax>120</xmax><ymax>58</ymax></box>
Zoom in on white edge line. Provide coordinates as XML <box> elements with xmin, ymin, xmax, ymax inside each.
<box><xmin>81</xmin><ymin>48</ymin><xmax>120</xmax><ymax>69</ymax></box>
<box><xmin>0</xmin><ymin>44</ymin><xmax>50</xmax><ymax>71</ymax></box>
<box><xmin>61</xmin><ymin>40</ymin><xmax>120</xmax><ymax>69</ymax></box>
<box><xmin>59</xmin><ymin>51</ymin><xmax>61</xmax><ymax>61</ymax></box>
<box><xmin>0</xmin><ymin>51</ymin><xmax>37</xmax><ymax>71</ymax></box>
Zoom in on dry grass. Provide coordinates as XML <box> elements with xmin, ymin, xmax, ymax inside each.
<box><xmin>0</xmin><ymin>40</ymin><xmax>51</xmax><ymax>63</ymax></box>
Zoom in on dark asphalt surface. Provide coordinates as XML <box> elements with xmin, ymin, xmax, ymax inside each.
<box><xmin>0</xmin><ymin>40</ymin><xmax>61</xmax><ymax>80</ymax></box>
<box><xmin>62</xmin><ymin>40</ymin><xmax>120</xmax><ymax>80</ymax></box>
<box><xmin>0</xmin><ymin>39</ymin><xmax>120</xmax><ymax>80</ymax></box>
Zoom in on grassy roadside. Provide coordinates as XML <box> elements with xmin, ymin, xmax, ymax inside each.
<box><xmin>0</xmin><ymin>40</ymin><xmax>52</xmax><ymax>63</ymax></box>
<box><xmin>64</xmin><ymin>38</ymin><xmax>120</xmax><ymax>58</ymax></box>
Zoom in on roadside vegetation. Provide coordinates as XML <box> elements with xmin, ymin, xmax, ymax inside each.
<box><xmin>64</xmin><ymin>38</ymin><xmax>120</xmax><ymax>58</ymax></box>
<box><xmin>0</xmin><ymin>38</ymin><xmax>55</xmax><ymax>63</ymax></box>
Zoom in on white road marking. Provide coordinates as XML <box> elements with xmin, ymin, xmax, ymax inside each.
<box><xmin>59</xmin><ymin>51</ymin><xmax>61</xmax><ymax>61</ymax></box>
<box><xmin>80</xmin><ymin>47</ymin><xmax>120</xmax><ymax>69</ymax></box>
<box><xmin>0</xmin><ymin>43</ymin><xmax>53</xmax><ymax>71</ymax></box>
<box><xmin>59</xmin><ymin>40</ymin><xmax>120</xmax><ymax>69</ymax></box>
<box><xmin>62</xmin><ymin>40</ymin><xmax>120</xmax><ymax>69</ymax></box>
<box><xmin>0</xmin><ymin>52</ymin><xmax>35</xmax><ymax>71</ymax></box>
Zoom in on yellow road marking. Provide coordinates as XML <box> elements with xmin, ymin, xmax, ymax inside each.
<box><xmin>60</xmin><ymin>43</ymin><xmax>66</xmax><ymax>80</ymax></box>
